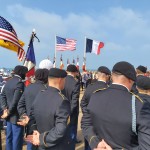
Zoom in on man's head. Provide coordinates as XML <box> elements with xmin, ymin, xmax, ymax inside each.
<box><xmin>35</xmin><ymin>69</ymin><xmax>49</xmax><ymax>84</ymax></box>
<box><xmin>14</xmin><ymin>65</ymin><xmax>28</xmax><ymax>80</ymax></box>
<box><xmin>66</xmin><ymin>64</ymin><xmax>78</xmax><ymax>77</ymax></box>
<box><xmin>48</xmin><ymin>68</ymin><xmax>67</xmax><ymax>90</ymax></box>
<box><xmin>112</xmin><ymin>61</ymin><xmax>136</xmax><ymax>90</ymax></box>
<box><xmin>136</xmin><ymin>65</ymin><xmax>147</xmax><ymax>75</ymax></box>
<box><xmin>137</xmin><ymin>75</ymin><xmax>150</xmax><ymax>95</ymax></box>
<box><xmin>97</xmin><ymin>66</ymin><xmax>111</xmax><ymax>82</ymax></box>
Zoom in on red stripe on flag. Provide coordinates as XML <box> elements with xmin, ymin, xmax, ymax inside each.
<box><xmin>25</xmin><ymin>67</ymin><xmax>35</xmax><ymax>86</ymax></box>
<box><xmin>26</xmin><ymin>67</ymin><xmax>35</xmax><ymax>78</ymax></box>
<box><xmin>97</xmin><ymin>42</ymin><xmax>104</xmax><ymax>55</ymax></box>
<box><xmin>0</xmin><ymin>29</ymin><xmax>18</xmax><ymax>40</ymax></box>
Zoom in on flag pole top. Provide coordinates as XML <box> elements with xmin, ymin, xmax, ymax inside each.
<box><xmin>32</xmin><ymin>28</ymin><xmax>36</xmax><ymax>33</ymax></box>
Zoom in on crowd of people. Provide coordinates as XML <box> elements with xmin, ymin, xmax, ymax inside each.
<box><xmin>0</xmin><ymin>60</ymin><xmax>150</xmax><ymax>150</ymax></box>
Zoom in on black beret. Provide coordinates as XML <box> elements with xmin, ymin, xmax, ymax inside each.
<box><xmin>136</xmin><ymin>65</ymin><xmax>147</xmax><ymax>73</ymax></box>
<box><xmin>67</xmin><ymin>64</ymin><xmax>78</xmax><ymax>72</ymax></box>
<box><xmin>35</xmin><ymin>69</ymin><xmax>49</xmax><ymax>82</ymax></box>
<box><xmin>49</xmin><ymin>68</ymin><xmax>67</xmax><ymax>78</ymax></box>
<box><xmin>97</xmin><ymin>66</ymin><xmax>111</xmax><ymax>75</ymax></box>
<box><xmin>137</xmin><ymin>75</ymin><xmax>150</xmax><ymax>90</ymax></box>
<box><xmin>14</xmin><ymin>65</ymin><xmax>28</xmax><ymax>75</ymax></box>
<box><xmin>112</xmin><ymin>61</ymin><xmax>136</xmax><ymax>81</ymax></box>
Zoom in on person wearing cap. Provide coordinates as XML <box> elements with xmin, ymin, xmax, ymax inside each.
<box><xmin>0</xmin><ymin>65</ymin><xmax>28</xmax><ymax>150</ymax></box>
<box><xmin>25</xmin><ymin>68</ymin><xmax>71</xmax><ymax>150</ymax></box>
<box><xmin>131</xmin><ymin>65</ymin><xmax>147</xmax><ymax>94</ymax></box>
<box><xmin>17</xmin><ymin>68</ymin><xmax>49</xmax><ymax>150</ymax></box>
<box><xmin>136</xmin><ymin>65</ymin><xmax>147</xmax><ymax>76</ymax></box>
<box><xmin>81</xmin><ymin>66</ymin><xmax>111</xmax><ymax>150</ymax></box>
<box><xmin>136</xmin><ymin>75</ymin><xmax>150</xmax><ymax>103</ymax></box>
<box><xmin>81</xmin><ymin>61</ymin><xmax>150</xmax><ymax>150</ymax></box>
<box><xmin>61</xmin><ymin>64</ymin><xmax>80</xmax><ymax>149</ymax></box>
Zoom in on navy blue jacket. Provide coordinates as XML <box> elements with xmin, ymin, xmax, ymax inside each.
<box><xmin>1</xmin><ymin>75</ymin><xmax>25</xmax><ymax>124</ymax></box>
<box><xmin>82</xmin><ymin>84</ymin><xmax>150</xmax><ymax>149</ymax></box>
<box><xmin>17</xmin><ymin>80</ymin><xmax>47</xmax><ymax>117</ymax></box>
<box><xmin>29</xmin><ymin>86</ymin><xmax>71</xmax><ymax>150</ymax></box>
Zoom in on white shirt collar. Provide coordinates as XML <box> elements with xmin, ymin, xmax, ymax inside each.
<box><xmin>98</xmin><ymin>80</ymin><xmax>106</xmax><ymax>83</ymax></box>
<box><xmin>67</xmin><ymin>74</ymin><xmax>74</xmax><ymax>77</ymax></box>
<box><xmin>112</xmin><ymin>83</ymin><xmax>129</xmax><ymax>91</ymax></box>
<box><xmin>14</xmin><ymin>74</ymin><xmax>22</xmax><ymax>79</ymax></box>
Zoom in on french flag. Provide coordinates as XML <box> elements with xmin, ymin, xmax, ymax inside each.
<box><xmin>24</xmin><ymin>39</ymin><xmax>36</xmax><ymax>86</ymax></box>
<box><xmin>86</xmin><ymin>38</ymin><xmax>104</xmax><ymax>55</ymax></box>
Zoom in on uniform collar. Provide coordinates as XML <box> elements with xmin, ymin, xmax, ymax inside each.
<box><xmin>14</xmin><ymin>74</ymin><xmax>22</xmax><ymax>80</ymax></box>
<box><xmin>111</xmin><ymin>83</ymin><xmax>129</xmax><ymax>92</ymax></box>
<box><xmin>36</xmin><ymin>80</ymin><xmax>45</xmax><ymax>84</ymax></box>
<box><xmin>48</xmin><ymin>86</ymin><xmax>60</xmax><ymax>92</ymax></box>
<box><xmin>67</xmin><ymin>74</ymin><xmax>74</xmax><ymax>78</ymax></box>
<box><xmin>97</xmin><ymin>80</ymin><xmax>106</xmax><ymax>83</ymax></box>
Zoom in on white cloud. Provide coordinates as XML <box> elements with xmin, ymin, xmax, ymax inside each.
<box><xmin>0</xmin><ymin>4</ymin><xmax>150</xmax><ymax>69</ymax></box>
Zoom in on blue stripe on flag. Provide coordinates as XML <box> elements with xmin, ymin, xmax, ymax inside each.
<box><xmin>26</xmin><ymin>40</ymin><xmax>36</xmax><ymax>64</ymax></box>
<box><xmin>86</xmin><ymin>38</ymin><xmax>93</xmax><ymax>53</ymax></box>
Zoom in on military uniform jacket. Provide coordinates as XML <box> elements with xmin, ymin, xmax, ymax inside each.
<box><xmin>81</xmin><ymin>80</ymin><xmax>108</xmax><ymax>114</ymax></box>
<box><xmin>1</xmin><ymin>75</ymin><xmax>25</xmax><ymax>124</ymax></box>
<box><xmin>17</xmin><ymin>80</ymin><xmax>47</xmax><ymax>117</ymax></box>
<box><xmin>29</xmin><ymin>86</ymin><xmax>71</xmax><ymax>150</ymax></box>
<box><xmin>138</xmin><ymin>93</ymin><xmax>150</xmax><ymax>103</ymax></box>
<box><xmin>62</xmin><ymin>75</ymin><xmax>80</xmax><ymax>125</ymax></box>
<box><xmin>81</xmin><ymin>84</ymin><xmax>150</xmax><ymax>150</ymax></box>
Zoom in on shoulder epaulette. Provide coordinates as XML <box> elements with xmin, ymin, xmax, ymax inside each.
<box><xmin>130</xmin><ymin>92</ymin><xmax>143</xmax><ymax>103</ymax></box>
<box><xmin>58</xmin><ymin>92</ymin><xmax>65</xmax><ymax>100</ymax></box>
<box><xmin>93</xmin><ymin>88</ymin><xmax>107</xmax><ymax>94</ymax></box>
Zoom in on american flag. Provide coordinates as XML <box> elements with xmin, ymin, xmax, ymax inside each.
<box><xmin>0</xmin><ymin>16</ymin><xmax>25</xmax><ymax>61</ymax></box>
<box><xmin>56</xmin><ymin>36</ymin><xmax>77</xmax><ymax>51</ymax></box>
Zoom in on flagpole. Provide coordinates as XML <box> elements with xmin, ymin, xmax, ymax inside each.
<box><xmin>23</xmin><ymin>30</ymin><xmax>35</xmax><ymax>65</ymax></box>
<box><xmin>83</xmin><ymin>36</ymin><xmax>86</xmax><ymax>67</ymax></box>
<box><xmin>84</xmin><ymin>36</ymin><xmax>86</xmax><ymax>59</ymax></box>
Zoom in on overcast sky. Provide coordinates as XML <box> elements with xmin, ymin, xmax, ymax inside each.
<box><xmin>1</xmin><ymin>0</ymin><xmax>150</xmax><ymax>70</ymax></box>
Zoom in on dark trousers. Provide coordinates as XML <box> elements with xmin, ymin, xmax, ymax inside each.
<box><xmin>0</xmin><ymin>119</ymin><xmax>3</xmax><ymax>150</ymax></box>
<box><xmin>27</xmin><ymin>142</ymin><xmax>37</xmax><ymax>150</ymax></box>
<box><xmin>6</xmin><ymin>121</ymin><xmax>24</xmax><ymax>150</ymax></box>
<box><xmin>0</xmin><ymin>129</ymin><xmax>1</xmax><ymax>150</ymax></box>
<box><xmin>69</xmin><ymin>125</ymin><xmax>76</xmax><ymax>150</ymax></box>
<box><xmin>84</xmin><ymin>139</ymin><xmax>91</xmax><ymax>150</ymax></box>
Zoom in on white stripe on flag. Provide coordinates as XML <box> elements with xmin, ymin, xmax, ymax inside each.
<box><xmin>92</xmin><ymin>40</ymin><xmax>99</xmax><ymax>55</ymax></box>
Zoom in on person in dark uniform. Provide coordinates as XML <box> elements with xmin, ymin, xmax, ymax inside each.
<box><xmin>0</xmin><ymin>72</ymin><xmax>4</xmax><ymax>150</ymax></box>
<box><xmin>136</xmin><ymin>75</ymin><xmax>150</xmax><ymax>103</ymax></box>
<box><xmin>17</xmin><ymin>68</ymin><xmax>48</xmax><ymax>150</ymax></box>
<box><xmin>25</xmin><ymin>68</ymin><xmax>71</xmax><ymax>150</ymax></box>
<box><xmin>81</xmin><ymin>61</ymin><xmax>150</xmax><ymax>150</ymax></box>
<box><xmin>81</xmin><ymin>66</ymin><xmax>111</xmax><ymax>150</ymax></box>
<box><xmin>61</xmin><ymin>64</ymin><xmax>80</xmax><ymax>150</ymax></box>
<box><xmin>0</xmin><ymin>65</ymin><xmax>28</xmax><ymax>150</ymax></box>
<box><xmin>131</xmin><ymin>65</ymin><xmax>147</xmax><ymax>94</ymax></box>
